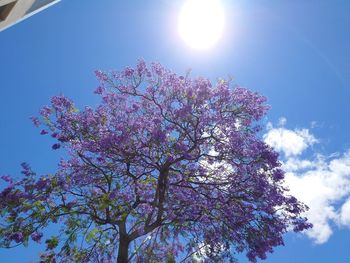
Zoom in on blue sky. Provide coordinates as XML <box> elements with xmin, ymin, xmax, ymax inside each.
<box><xmin>0</xmin><ymin>0</ymin><xmax>349</xmax><ymax>262</ymax></box>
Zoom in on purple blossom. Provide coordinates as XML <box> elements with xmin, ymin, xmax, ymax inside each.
<box><xmin>51</xmin><ymin>95</ymin><xmax>72</xmax><ymax>112</ymax></box>
<box><xmin>152</xmin><ymin>129</ymin><xmax>166</xmax><ymax>142</ymax></box>
<box><xmin>21</xmin><ymin>162</ymin><xmax>34</xmax><ymax>176</ymax></box>
<box><xmin>272</xmin><ymin>168</ymin><xmax>285</xmax><ymax>181</ymax></box>
<box><xmin>123</xmin><ymin>67</ymin><xmax>134</xmax><ymax>77</ymax></box>
<box><xmin>136</xmin><ymin>59</ymin><xmax>147</xmax><ymax>76</ymax></box>
<box><xmin>35</xmin><ymin>178</ymin><xmax>50</xmax><ymax>190</ymax></box>
<box><xmin>40</xmin><ymin>129</ymin><xmax>48</xmax><ymax>135</ymax></box>
<box><xmin>94</xmin><ymin>86</ymin><xmax>105</xmax><ymax>94</ymax></box>
<box><xmin>0</xmin><ymin>175</ymin><xmax>13</xmax><ymax>183</ymax></box>
<box><xmin>31</xmin><ymin>232</ymin><xmax>43</xmax><ymax>242</ymax></box>
<box><xmin>52</xmin><ymin>143</ymin><xmax>60</xmax><ymax>150</ymax></box>
<box><xmin>30</xmin><ymin>116</ymin><xmax>41</xmax><ymax>127</ymax></box>
<box><xmin>10</xmin><ymin>232</ymin><xmax>24</xmax><ymax>243</ymax></box>
<box><xmin>95</xmin><ymin>70</ymin><xmax>108</xmax><ymax>82</ymax></box>
<box><xmin>40</xmin><ymin>106</ymin><xmax>52</xmax><ymax>118</ymax></box>
<box><xmin>151</xmin><ymin>62</ymin><xmax>163</xmax><ymax>75</ymax></box>
<box><xmin>166</xmin><ymin>155</ymin><xmax>175</xmax><ymax>162</ymax></box>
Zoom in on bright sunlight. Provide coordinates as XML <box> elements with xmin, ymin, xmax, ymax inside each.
<box><xmin>178</xmin><ymin>0</ymin><xmax>225</xmax><ymax>50</ymax></box>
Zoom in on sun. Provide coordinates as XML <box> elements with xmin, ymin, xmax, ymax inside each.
<box><xmin>178</xmin><ymin>0</ymin><xmax>225</xmax><ymax>50</ymax></box>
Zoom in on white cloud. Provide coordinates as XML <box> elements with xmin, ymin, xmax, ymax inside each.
<box><xmin>310</xmin><ymin>121</ymin><xmax>318</xmax><ymax>128</ymax></box>
<box><xmin>192</xmin><ymin>242</ymin><xmax>225</xmax><ymax>262</ymax></box>
<box><xmin>283</xmin><ymin>157</ymin><xmax>318</xmax><ymax>172</ymax></box>
<box><xmin>278</xmin><ymin>117</ymin><xmax>287</xmax><ymax>126</ymax></box>
<box><xmin>339</xmin><ymin>198</ymin><xmax>350</xmax><ymax>226</ymax></box>
<box><xmin>263</xmin><ymin>120</ymin><xmax>317</xmax><ymax>157</ymax></box>
<box><xmin>264</xmin><ymin>119</ymin><xmax>350</xmax><ymax>244</ymax></box>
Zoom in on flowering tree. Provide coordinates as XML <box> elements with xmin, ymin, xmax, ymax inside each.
<box><xmin>0</xmin><ymin>61</ymin><xmax>311</xmax><ymax>262</ymax></box>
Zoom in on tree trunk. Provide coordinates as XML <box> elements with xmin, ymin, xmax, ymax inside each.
<box><xmin>117</xmin><ymin>236</ymin><xmax>130</xmax><ymax>263</ymax></box>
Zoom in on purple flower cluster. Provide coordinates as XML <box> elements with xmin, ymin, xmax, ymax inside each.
<box><xmin>31</xmin><ymin>232</ymin><xmax>43</xmax><ymax>243</ymax></box>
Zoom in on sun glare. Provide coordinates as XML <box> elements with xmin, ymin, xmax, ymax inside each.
<box><xmin>178</xmin><ymin>0</ymin><xmax>225</xmax><ymax>50</ymax></box>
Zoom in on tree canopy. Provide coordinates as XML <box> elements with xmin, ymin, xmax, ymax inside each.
<box><xmin>0</xmin><ymin>60</ymin><xmax>311</xmax><ymax>262</ymax></box>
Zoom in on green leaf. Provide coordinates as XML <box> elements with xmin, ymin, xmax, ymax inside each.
<box><xmin>46</xmin><ymin>236</ymin><xmax>59</xmax><ymax>250</ymax></box>
<box><xmin>100</xmin><ymin>193</ymin><xmax>110</xmax><ymax>209</ymax></box>
<box><xmin>86</xmin><ymin>228</ymin><xmax>99</xmax><ymax>242</ymax></box>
